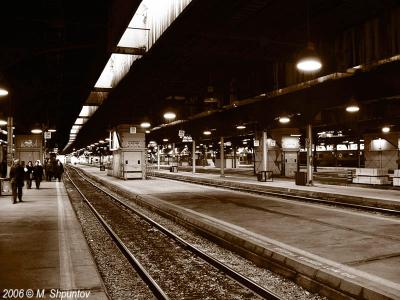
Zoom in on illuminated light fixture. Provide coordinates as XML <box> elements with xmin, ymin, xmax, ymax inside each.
<box><xmin>163</xmin><ymin>112</ymin><xmax>176</xmax><ymax>120</ymax></box>
<box><xmin>291</xmin><ymin>134</ymin><xmax>301</xmax><ymax>137</ymax></box>
<box><xmin>296</xmin><ymin>42</ymin><xmax>322</xmax><ymax>72</ymax></box>
<box><xmin>0</xmin><ymin>88</ymin><xmax>9</xmax><ymax>96</ymax></box>
<box><xmin>279</xmin><ymin>116</ymin><xmax>290</xmax><ymax>124</ymax></box>
<box><xmin>0</xmin><ymin>120</ymin><xmax>7</xmax><ymax>126</ymax></box>
<box><xmin>346</xmin><ymin>97</ymin><xmax>360</xmax><ymax>113</ymax></box>
<box><xmin>99</xmin><ymin>140</ymin><xmax>105</xmax><ymax>143</ymax></box>
<box><xmin>140</xmin><ymin>122</ymin><xmax>151</xmax><ymax>128</ymax></box>
<box><xmin>48</xmin><ymin>128</ymin><xmax>56</xmax><ymax>133</ymax></box>
<box><xmin>346</xmin><ymin>105</ymin><xmax>359</xmax><ymax>113</ymax></box>
<box><xmin>382</xmin><ymin>126</ymin><xmax>390</xmax><ymax>133</ymax></box>
<box><xmin>31</xmin><ymin>128</ymin><xmax>43</xmax><ymax>134</ymax></box>
<box><xmin>236</xmin><ymin>125</ymin><xmax>246</xmax><ymax>130</ymax></box>
<box><xmin>145</xmin><ymin>130</ymin><xmax>150</xmax><ymax>134</ymax></box>
<box><xmin>203</xmin><ymin>130</ymin><xmax>212</xmax><ymax>135</ymax></box>
<box><xmin>163</xmin><ymin>138</ymin><xmax>169</xmax><ymax>142</ymax></box>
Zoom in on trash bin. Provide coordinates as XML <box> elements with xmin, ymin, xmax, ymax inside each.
<box><xmin>295</xmin><ymin>171</ymin><xmax>307</xmax><ymax>186</ymax></box>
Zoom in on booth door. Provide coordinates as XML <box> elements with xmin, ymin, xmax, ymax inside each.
<box><xmin>123</xmin><ymin>152</ymin><xmax>143</xmax><ymax>179</ymax></box>
<box><xmin>284</xmin><ymin>152</ymin><xmax>298</xmax><ymax>177</ymax></box>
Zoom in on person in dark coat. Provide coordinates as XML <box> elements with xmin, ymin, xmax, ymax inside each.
<box><xmin>10</xmin><ymin>159</ymin><xmax>25</xmax><ymax>203</ymax></box>
<box><xmin>45</xmin><ymin>159</ymin><xmax>53</xmax><ymax>181</ymax></box>
<box><xmin>55</xmin><ymin>160</ymin><xmax>64</xmax><ymax>182</ymax></box>
<box><xmin>32</xmin><ymin>160</ymin><xmax>44</xmax><ymax>189</ymax></box>
<box><xmin>25</xmin><ymin>161</ymin><xmax>34</xmax><ymax>189</ymax></box>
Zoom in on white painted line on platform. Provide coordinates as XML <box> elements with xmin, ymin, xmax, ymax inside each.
<box><xmin>57</xmin><ymin>181</ymin><xmax>76</xmax><ymax>291</ymax></box>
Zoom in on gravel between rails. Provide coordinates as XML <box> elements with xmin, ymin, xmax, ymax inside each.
<box><xmin>64</xmin><ymin>176</ymin><xmax>155</xmax><ymax>300</ymax></box>
<box><xmin>76</xmin><ymin>171</ymin><xmax>327</xmax><ymax>300</ymax></box>
<box><xmin>69</xmin><ymin>170</ymin><xmax>262</xmax><ymax>300</ymax></box>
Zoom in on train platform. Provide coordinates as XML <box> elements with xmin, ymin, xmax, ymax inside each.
<box><xmin>0</xmin><ymin>180</ymin><xmax>107</xmax><ymax>299</ymax></box>
<box><xmin>150</xmin><ymin>167</ymin><xmax>400</xmax><ymax>212</ymax></box>
<box><xmin>75</xmin><ymin>164</ymin><xmax>400</xmax><ymax>300</ymax></box>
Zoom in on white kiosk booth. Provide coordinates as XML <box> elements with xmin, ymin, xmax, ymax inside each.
<box><xmin>108</xmin><ymin>124</ymin><xmax>147</xmax><ymax>180</ymax></box>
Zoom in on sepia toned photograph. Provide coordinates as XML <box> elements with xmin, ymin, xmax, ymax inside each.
<box><xmin>0</xmin><ymin>1</ymin><xmax>399</xmax><ymax>299</ymax></box>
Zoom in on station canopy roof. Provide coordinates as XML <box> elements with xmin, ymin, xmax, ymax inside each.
<box><xmin>0</xmin><ymin>0</ymin><xmax>399</xmax><ymax>151</ymax></box>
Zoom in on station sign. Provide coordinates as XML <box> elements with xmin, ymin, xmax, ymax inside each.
<box><xmin>178</xmin><ymin>130</ymin><xmax>185</xmax><ymax>138</ymax></box>
<box><xmin>253</xmin><ymin>140</ymin><xmax>260</xmax><ymax>147</ymax></box>
<box><xmin>44</xmin><ymin>131</ymin><xmax>51</xmax><ymax>139</ymax></box>
<box><xmin>182</xmin><ymin>135</ymin><xmax>193</xmax><ymax>143</ymax></box>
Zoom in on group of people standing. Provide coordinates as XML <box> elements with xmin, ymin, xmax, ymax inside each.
<box><xmin>9</xmin><ymin>158</ymin><xmax>64</xmax><ymax>204</ymax></box>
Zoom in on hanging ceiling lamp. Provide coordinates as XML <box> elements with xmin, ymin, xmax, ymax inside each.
<box><xmin>163</xmin><ymin>112</ymin><xmax>176</xmax><ymax>120</ymax></box>
<box><xmin>345</xmin><ymin>97</ymin><xmax>360</xmax><ymax>113</ymax></box>
<box><xmin>279</xmin><ymin>116</ymin><xmax>290</xmax><ymax>124</ymax></box>
<box><xmin>296</xmin><ymin>1</ymin><xmax>322</xmax><ymax>72</ymax></box>
<box><xmin>382</xmin><ymin>126</ymin><xmax>390</xmax><ymax>133</ymax></box>
<box><xmin>140</xmin><ymin>121</ymin><xmax>151</xmax><ymax>128</ymax></box>
<box><xmin>0</xmin><ymin>87</ymin><xmax>8</xmax><ymax>97</ymax></box>
<box><xmin>296</xmin><ymin>42</ymin><xmax>322</xmax><ymax>72</ymax></box>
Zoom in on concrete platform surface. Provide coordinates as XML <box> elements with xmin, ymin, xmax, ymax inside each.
<box><xmin>150</xmin><ymin>168</ymin><xmax>400</xmax><ymax>211</ymax></box>
<box><xmin>0</xmin><ymin>180</ymin><xmax>107</xmax><ymax>300</ymax></box>
<box><xmin>77</xmin><ymin>164</ymin><xmax>400</xmax><ymax>300</ymax></box>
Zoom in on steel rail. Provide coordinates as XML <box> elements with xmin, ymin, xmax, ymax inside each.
<box><xmin>65</xmin><ymin>169</ymin><xmax>170</xmax><ymax>300</ymax></box>
<box><xmin>69</xmin><ymin>166</ymin><xmax>284</xmax><ymax>300</ymax></box>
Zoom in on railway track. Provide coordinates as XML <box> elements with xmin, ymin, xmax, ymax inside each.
<box><xmin>152</xmin><ymin>172</ymin><xmax>400</xmax><ymax>216</ymax></box>
<box><xmin>65</xmin><ymin>166</ymin><xmax>283</xmax><ymax>300</ymax></box>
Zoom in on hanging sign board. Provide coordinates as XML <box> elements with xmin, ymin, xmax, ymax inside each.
<box><xmin>182</xmin><ymin>135</ymin><xmax>193</xmax><ymax>142</ymax></box>
<box><xmin>44</xmin><ymin>132</ymin><xmax>51</xmax><ymax>139</ymax></box>
<box><xmin>130</xmin><ymin>126</ymin><xmax>137</xmax><ymax>134</ymax></box>
<box><xmin>178</xmin><ymin>130</ymin><xmax>185</xmax><ymax>138</ymax></box>
<box><xmin>253</xmin><ymin>140</ymin><xmax>260</xmax><ymax>147</ymax></box>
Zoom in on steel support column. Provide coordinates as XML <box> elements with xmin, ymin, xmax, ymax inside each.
<box><xmin>262</xmin><ymin>130</ymin><xmax>268</xmax><ymax>172</ymax></box>
<box><xmin>220</xmin><ymin>136</ymin><xmax>224</xmax><ymax>177</ymax></box>
<box><xmin>306</xmin><ymin>124</ymin><xmax>313</xmax><ymax>185</ymax></box>
<box><xmin>7</xmin><ymin>116</ymin><xmax>13</xmax><ymax>177</ymax></box>
<box><xmin>157</xmin><ymin>145</ymin><xmax>160</xmax><ymax>171</ymax></box>
<box><xmin>192</xmin><ymin>140</ymin><xmax>196</xmax><ymax>174</ymax></box>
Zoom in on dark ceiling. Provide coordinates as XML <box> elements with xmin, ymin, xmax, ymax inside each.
<box><xmin>0</xmin><ymin>0</ymin><xmax>140</xmax><ymax>148</ymax></box>
<box><xmin>1</xmin><ymin>0</ymin><xmax>399</xmax><ymax>151</ymax></box>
